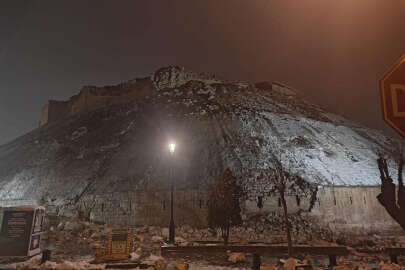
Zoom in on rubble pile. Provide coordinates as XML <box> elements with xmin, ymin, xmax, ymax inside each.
<box><xmin>16</xmin><ymin>213</ymin><xmax>398</xmax><ymax>269</ymax></box>
<box><xmin>241</xmin><ymin>212</ymin><xmax>333</xmax><ymax>243</ymax></box>
<box><xmin>41</xmin><ymin>207</ymin><xmax>336</xmax><ymax>256</ymax></box>
<box><xmin>40</xmin><ymin>214</ymin><xmax>108</xmax><ymax>262</ymax></box>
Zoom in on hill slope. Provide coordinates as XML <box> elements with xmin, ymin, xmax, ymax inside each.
<box><xmin>0</xmin><ymin>66</ymin><xmax>400</xmax><ymax>206</ymax></box>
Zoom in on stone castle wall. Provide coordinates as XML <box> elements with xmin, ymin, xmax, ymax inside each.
<box><xmin>70</xmin><ymin>186</ymin><xmax>400</xmax><ymax>234</ymax></box>
<box><xmin>68</xmin><ymin>87</ymin><xmax>135</xmax><ymax>116</ymax></box>
<box><xmin>244</xmin><ymin>186</ymin><xmax>400</xmax><ymax>233</ymax></box>
<box><xmin>40</xmin><ymin>101</ymin><xmax>69</xmax><ymax>126</ymax></box>
<box><xmin>39</xmin><ymin>79</ymin><xmax>293</xmax><ymax>126</ymax></box>
<box><xmin>84</xmin><ymin>190</ymin><xmax>209</xmax><ymax>228</ymax></box>
<box><xmin>0</xmin><ymin>186</ymin><xmax>400</xmax><ymax>234</ymax></box>
<box><xmin>40</xmin><ymin>83</ymin><xmax>140</xmax><ymax>126</ymax></box>
<box><xmin>311</xmin><ymin>186</ymin><xmax>399</xmax><ymax>234</ymax></box>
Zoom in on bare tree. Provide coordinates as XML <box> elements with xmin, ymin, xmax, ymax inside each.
<box><xmin>273</xmin><ymin>159</ymin><xmax>293</xmax><ymax>257</ymax></box>
<box><xmin>247</xmin><ymin>153</ymin><xmax>317</xmax><ymax>258</ymax></box>
<box><xmin>262</xmin><ymin>159</ymin><xmax>295</xmax><ymax>257</ymax></box>
<box><xmin>377</xmin><ymin>145</ymin><xmax>405</xmax><ymax>230</ymax></box>
<box><xmin>76</xmin><ymin>195</ymin><xmax>97</xmax><ymax>221</ymax></box>
<box><xmin>207</xmin><ymin>168</ymin><xmax>244</xmax><ymax>245</ymax></box>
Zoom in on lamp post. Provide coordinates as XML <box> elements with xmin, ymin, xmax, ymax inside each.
<box><xmin>168</xmin><ymin>143</ymin><xmax>176</xmax><ymax>245</ymax></box>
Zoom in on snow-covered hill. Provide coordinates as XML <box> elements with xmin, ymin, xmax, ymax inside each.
<box><xmin>0</xmin><ymin>66</ymin><xmax>401</xmax><ymax>205</ymax></box>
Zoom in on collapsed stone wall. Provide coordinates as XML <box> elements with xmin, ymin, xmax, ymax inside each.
<box><xmin>0</xmin><ymin>187</ymin><xmax>400</xmax><ymax>235</ymax></box>
<box><xmin>243</xmin><ymin>186</ymin><xmax>401</xmax><ymax>234</ymax></box>
<box><xmin>81</xmin><ymin>190</ymin><xmax>209</xmax><ymax>228</ymax></box>
<box><xmin>54</xmin><ymin>186</ymin><xmax>400</xmax><ymax>235</ymax></box>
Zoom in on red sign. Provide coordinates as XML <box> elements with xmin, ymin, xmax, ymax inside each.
<box><xmin>380</xmin><ymin>55</ymin><xmax>405</xmax><ymax>138</ymax></box>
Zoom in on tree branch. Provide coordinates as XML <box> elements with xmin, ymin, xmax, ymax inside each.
<box><xmin>377</xmin><ymin>155</ymin><xmax>405</xmax><ymax>231</ymax></box>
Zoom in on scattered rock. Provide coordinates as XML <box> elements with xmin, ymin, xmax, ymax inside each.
<box><xmin>161</xmin><ymin>228</ymin><xmax>169</xmax><ymax>238</ymax></box>
<box><xmin>90</xmin><ymin>232</ymin><xmax>101</xmax><ymax>239</ymax></box>
<box><xmin>11</xmin><ymin>257</ymin><xmax>106</xmax><ymax>270</ymax></box>
<box><xmin>175</xmin><ymin>237</ymin><xmax>187</xmax><ymax>244</ymax></box>
<box><xmin>64</xmin><ymin>221</ymin><xmax>74</xmax><ymax>231</ymax></box>
<box><xmin>99</xmin><ymin>143</ymin><xmax>120</xmax><ymax>152</ymax></box>
<box><xmin>358</xmin><ymin>264</ymin><xmax>371</xmax><ymax>270</ymax></box>
<box><xmin>380</xmin><ymin>262</ymin><xmax>402</xmax><ymax>270</ymax></box>
<box><xmin>11</xmin><ymin>255</ymin><xmax>41</xmax><ymax>269</ymax></box>
<box><xmin>333</xmin><ymin>261</ymin><xmax>356</xmax><ymax>270</ymax></box>
<box><xmin>87</xmin><ymin>264</ymin><xmax>106</xmax><ymax>270</ymax></box>
<box><xmin>175</xmin><ymin>263</ymin><xmax>189</xmax><ymax>270</ymax></box>
<box><xmin>283</xmin><ymin>258</ymin><xmax>297</xmax><ymax>270</ymax></box>
<box><xmin>62</xmin><ymin>221</ymin><xmax>85</xmax><ymax>233</ymax></box>
<box><xmin>130</xmin><ymin>251</ymin><xmax>141</xmax><ymax>262</ymax></box>
<box><xmin>142</xmin><ymin>254</ymin><xmax>167</xmax><ymax>270</ymax></box>
<box><xmin>57</xmin><ymin>222</ymin><xmax>65</xmax><ymax>231</ymax></box>
<box><xmin>227</xmin><ymin>252</ymin><xmax>246</xmax><ymax>263</ymax></box>
<box><xmin>260</xmin><ymin>266</ymin><xmax>278</xmax><ymax>270</ymax></box>
<box><xmin>39</xmin><ymin>261</ymin><xmax>58</xmax><ymax>269</ymax></box>
<box><xmin>71</xmin><ymin>127</ymin><xmax>88</xmax><ymax>140</ymax></box>
<box><xmin>152</xmin><ymin>235</ymin><xmax>164</xmax><ymax>243</ymax></box>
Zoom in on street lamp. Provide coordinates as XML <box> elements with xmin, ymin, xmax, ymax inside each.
<box><xmin>168</xmin><ymin>142</ymin><xmax>176</xmax><ymax>245</ymax></box>
<box><xmin>169</xmin><ymin>143</ymin><xmax>176</xmax><ymax>155</ymax></box>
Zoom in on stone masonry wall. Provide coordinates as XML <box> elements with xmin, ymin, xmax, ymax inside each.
<box><xmin>68</xmin><ymin>87</ymin><xmax>135</xmax><ymax>116</ymax></box>
<box><xmin>40</xmin><ymin>84</ymin><xmax>140</xmax><ymax>126</ymax></box>
<box><xmin>74</xmin><ymin>186</ymin><xmax>401</xmax><ymax>234</ymax></box>
<box><xmin>40</xmin><ymin>100</ymin><xmax>69</xmax><ymax>126</ymax></box>
<box><xmin>40</xmin><ymin>104</ymin><xmax>49</xmax><ymax>126</ymax></box>
<box><xmin>311</xmin><ymin>186</ymin><xmax>401</xmax><ymax>234</ymax></box>
<box><xmin>39</xmin><ymin>79</ymin><xmax>296</xmax><ymax>126</ymax></box>
<box><xmin>83</xmin><ymin>190</ymin><xmax>209</xmax><ymax>228</ymax></box>
<box><xmin>0</xmin><ymin>188</ymin><xmax>400</xmax><ymax>234</ymax></box>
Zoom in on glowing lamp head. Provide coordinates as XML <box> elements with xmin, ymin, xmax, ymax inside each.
<box><xmin>169</xmin><ymin>143</ymin><xmax>176</xmax><ymax>154</ymax></box>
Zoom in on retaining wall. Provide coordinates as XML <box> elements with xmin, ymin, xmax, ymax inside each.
<box><xmin>87</xmin><ymin>186</ymin><xmax>401</xmax><ymax>233</ymax></box>
<box><xmin>0</xmin><ymin>187</ymin><xmax>401</xmax><ymax>234</ymax></box>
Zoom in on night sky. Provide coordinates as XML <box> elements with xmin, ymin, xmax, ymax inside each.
<box><xmin>0</xmin><ymin>0</ymin><xmax>404</xmax><ymax>145</ymax></box>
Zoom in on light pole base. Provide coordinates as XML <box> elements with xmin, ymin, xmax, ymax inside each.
<box><xmin>162</xmin><ymin>242</ymin><xmax>178</xmax><ymax>247</ymax></box>
<box><xmin>169</xmin><ymin>220</ymin><xmax>175</xmax><ymax>245</ymax></box>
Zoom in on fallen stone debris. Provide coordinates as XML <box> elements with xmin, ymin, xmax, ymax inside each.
<box><xmin>227</xmin><ymin>252</ymin><xmax>246</xmax><ymax>263</ymax></box>
<box><xmin>1</xmin><ymin>212</ymin><xmax>405</xmax><ymax>270</ymax></box>
<box><xmin>9</xmin><ymin>255</ymin><xmax>106</xmax><ymax>270</ymax></box>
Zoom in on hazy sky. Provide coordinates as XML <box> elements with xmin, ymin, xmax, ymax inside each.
<box><xmin>0</xmin><ymin>0</ymin><xmax>404</xmax><ymax>145</ymax></box>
